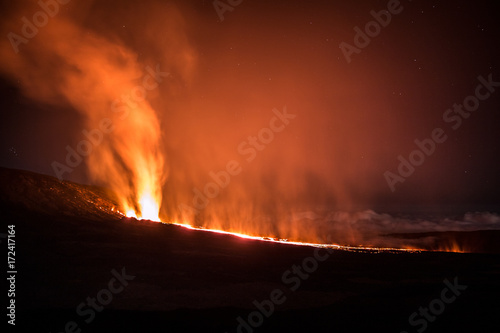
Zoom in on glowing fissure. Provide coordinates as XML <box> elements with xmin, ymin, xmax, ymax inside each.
<box><xmin>167</xmin><ymin>222</ymin><xmax>421</xmax><ymax>253</ymax></box>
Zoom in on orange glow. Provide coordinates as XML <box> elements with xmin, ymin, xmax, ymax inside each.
<box><xmin>168</xmin><ymin>221</ymin><xmax>422</xmax><ymax>253</ymax></box>
<box><xmin>435</xmin><ymin>241</ymin><xmax>469</xmax><ymax>253</ymax></box>
<box><xmin>0</xmin><ymin>2</ymin><xmax>491</xmax><ymax>255</ymax></box>
<box><xmin>138</xmin><ymin>193</ymin><xmax>161</xmax><ymax>221</ymax></box>
<box><xmin>126</xmin><ymin>209</ymin><xmax>137</xmax><ymax>219</ymax></box>
<box><xmin>0</xmin><ymin>2</ymin><xmax>196</xmax><ymax>225</ymax></box>
<box><xmin>125</xmin><ymin>192</ymin><xmax>162</xmax><ymax>221</ymax></box>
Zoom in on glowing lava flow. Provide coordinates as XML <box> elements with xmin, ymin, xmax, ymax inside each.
<box><xmin>116</xmin><ymin>210</ymin><xmax>472</xmax><ymax>254</ymax></box>
<box><xmin>117</xmin><ymin>204</ymin><xmax>430</xmax><ymax>253</ymax></box>
<box><xmin>167</xmin><ymin>222</ymin><xmax>422</xmax><ymax>253</ymax></box>
<box><xmin>117</xmin><ymin>205</ymin><xmax>421</xmax><ymax>252</ymax></box>
<box><xmin>118</xmin><ymin>210</ymin><xmax>475</xmax><ymax>253</ymax></box>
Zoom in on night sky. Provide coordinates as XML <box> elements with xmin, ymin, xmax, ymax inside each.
<box><xmin>0</xmin><ymin>0</ymin><xmax>499</xmax><ymax>217</ymax></box>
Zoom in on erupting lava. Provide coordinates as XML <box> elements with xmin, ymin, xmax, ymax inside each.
<box><xmin>435</xmin><ymin>241</ymin><xmax>469</xmax><ymax>253</ymax></box>
<box><xmin>0</xmin><ymin>1</ymin><xmax>492</xmax><ymax>256</ymax></box>
<box><xmin>138</xmin><ymin>193</ymin><xmax>162</xmax><ymax>221</ymax></box>
<box><xmin>0</xmin><ymin>2</ymin><xmax>197</xmax><ymax>226</ymax></box>
<box><xmin>125</xmin><ymin>192</ymin><xmax>161</xmax><ymax>222</ymax></box>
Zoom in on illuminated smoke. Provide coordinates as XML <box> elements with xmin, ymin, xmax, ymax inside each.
<box><xmin>1</xmin><ymin>1</ymin><xmax>496</xmax><ymax>249</ymax></box>
<box><xmin>0</xmin><ymin>0</ymin><xmax>196</xmax><ymax>220</ymax></box>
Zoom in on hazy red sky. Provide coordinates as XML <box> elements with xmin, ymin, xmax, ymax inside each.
<box><xmin>0</xmin><ymin>0</ymin><xmax>499</xmax><ymax>215</ymax></box>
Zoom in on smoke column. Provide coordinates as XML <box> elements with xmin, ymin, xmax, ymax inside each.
<box><xmin>0</xmin><ymin>0</ymin><xmax>196</xmax><ymax>219</ymax></box>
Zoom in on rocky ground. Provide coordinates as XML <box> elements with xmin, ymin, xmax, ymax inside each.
<box><xmin>1</xmin><ymin>167</ymin><xmax>499</xmax><ymax>332</ymax></box>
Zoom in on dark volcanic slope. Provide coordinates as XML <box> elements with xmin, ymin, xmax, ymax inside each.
<box><xmin>0</xmin><ymin>167</ymin><xmax>122</xmax><ymax>220</ymax></box>
<box><xmin>1</xmin><ymin>168</ymin><xmax>499</xmax><ymax>333</ymax></box>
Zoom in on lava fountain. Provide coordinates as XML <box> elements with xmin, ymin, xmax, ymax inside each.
<box><xmin>0</xmin><ymin>1</ymin><xmax>200</xmax><ymax>222</ymax></box>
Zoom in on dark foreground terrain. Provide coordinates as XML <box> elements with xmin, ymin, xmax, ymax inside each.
<box><xmin>1</xmin><ymin>167</ymin><xmax>499</xmax><ymax>332</ymax></box>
